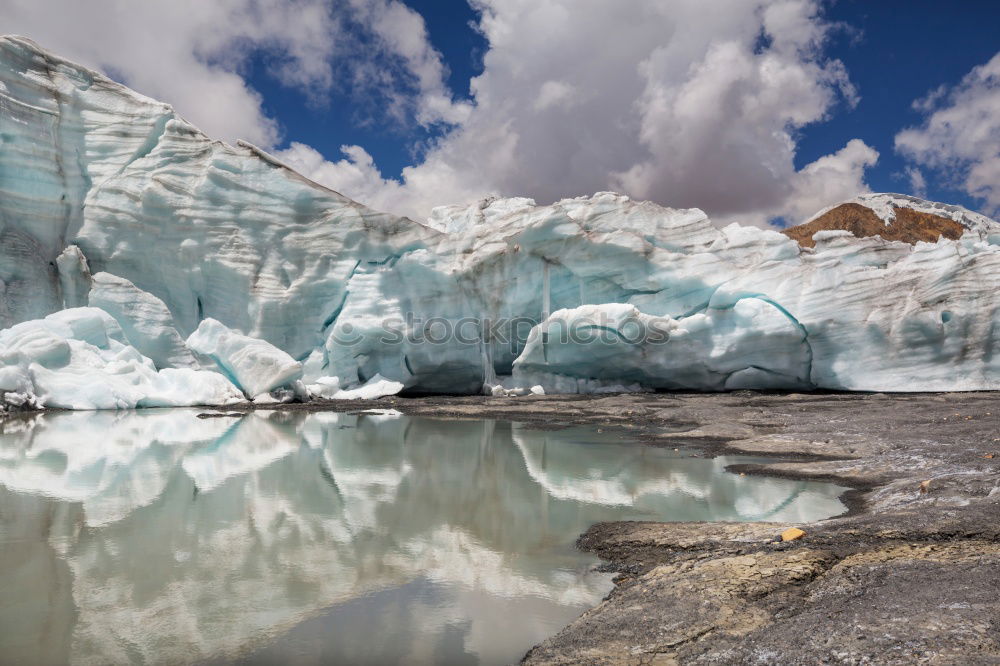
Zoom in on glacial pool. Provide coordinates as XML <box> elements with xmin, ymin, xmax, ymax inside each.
<box><xmin>0</xmin><ymin>409</ymin><xmax>848</xmax><ymax>665</ymax></box>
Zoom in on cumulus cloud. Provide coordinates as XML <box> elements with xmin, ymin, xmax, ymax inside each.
<box><xmin>905</xmin><ymin>166</ymin><xmax>928</xmax><ymax>198</ymax></box>
<box><xmin>280</xmin><ymin>0</ymin><xmax>875</xmax><ymax>226</ymax></box>
<box><xmin>7</xmin><ymin>0</ymin><xmax>876</xmax><ymax>225</ymax></box>
<box><xmin>345</xmin><ymin>0</ymin><xmax>472</xmax><ymax>127</ymax></box>
<box><xmin>775</xmin><ymin>139</ymin><xmax>879</xmax><ymax>224</ymax></box>
<box><xmin>534</xmin><ymin>81</ymin><xmax>577</xmax><ymax>112</ymax></box>
<box><xmin>279</xmin><ymin>141</ymin><xmax>406</xmax><ymax>209</ymax></box>
<box><xmin>896</xmin><ymin>52</ymin><xmax>1000</xmax><ymax>214</ymax></box>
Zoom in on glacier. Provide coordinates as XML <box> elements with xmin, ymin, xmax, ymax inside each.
<box><xmin>1</xmin><ymin>35</ymin><xmax>999</xmax><ymax>411</ymax></box>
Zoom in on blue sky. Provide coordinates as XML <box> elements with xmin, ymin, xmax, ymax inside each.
<box><xmin>6</xmin><ymin>0</ymin><xmax>1000</xmax><ymax>225</ymax></box>
<box><xmin>793</xmin><ymin>0</ymin><xmax>1000</xmax><ymax>208</ymax></box>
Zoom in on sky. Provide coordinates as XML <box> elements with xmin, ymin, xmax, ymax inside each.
<box><xmin>3</xmin><ymin>0</ymin><xmax>999</xmax><ymax>227</ymax></box>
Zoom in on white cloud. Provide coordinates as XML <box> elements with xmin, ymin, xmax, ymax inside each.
<box><xmin>278</xmin><ymin>141</ymin><xmax>407</xmax><ymax>212</ymax></box>
<box><xmin>282</xmin><ymin>0</ymin><xmax>875</xmax><ymax>225</ymax></box>
<box><xmin>775</xmin><ymin>138</ymin><xmax>879</xmax><ymax>225</ymax></box>
<box><xmin>905</xmin><ymin>166</ymin><xmax>928</xmax><ymax>198</ymax></box>
<box><xmin>896</xmin><ymin>52</ymin><xmax>1000</xmax><ymax>214</ymax></box>
<box><xmin>534</xmin><ymin>81</ymin><xmax>577</xmax><ymax>111</ymax></box>
<box><xmin>7</xmin><ymin>0</ymin><xmax>876</xmax><ymax>225</ymax></box>
<box><xmin>346</xmin><ymin>0</ymin><xmax>472</xmax><ymax>127</ymax></box>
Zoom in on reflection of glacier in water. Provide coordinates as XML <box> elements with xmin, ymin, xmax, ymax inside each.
<box><xmin>0</xmin><ymin>410</ymin><xmax>846</xmax><ymax>665</ymax></box>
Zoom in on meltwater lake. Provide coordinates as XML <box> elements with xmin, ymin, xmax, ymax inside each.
<box><xmin>0</xmin><ymin>409</ymin><xmax>847</xmax><ymax>665</ymax></box>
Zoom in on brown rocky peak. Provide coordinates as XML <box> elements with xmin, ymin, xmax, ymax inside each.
<box><xmin>783</xmin><ymin>202</ymin><xmax>966</xmax><ymax>248</ymax></box>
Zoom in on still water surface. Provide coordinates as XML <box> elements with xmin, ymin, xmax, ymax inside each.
<box><xmin>0</xmin><ymin>409</ymin><xmax>846</xmax><ymax>665</ymax></box>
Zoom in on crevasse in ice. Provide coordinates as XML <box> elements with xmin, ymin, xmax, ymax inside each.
<box><xmin>1</xmin><ymin>35</ymin><xmax>999</xmax><ymax>410</ymax></box>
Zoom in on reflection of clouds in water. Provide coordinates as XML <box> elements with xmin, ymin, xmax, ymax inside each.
<box><xmin>387</xmin><ymin>525</ymin><xmax>607</xmax><ymax>607</ymax></box>
<box><xmin>0</xmin><ymin>411</ymin><xmax>846</xmax><ymax>665</ymax></box>
<box><xmin>511</xmin><ymin>425</ymin><xmax>845</xmax><ymax>522</ymax></box>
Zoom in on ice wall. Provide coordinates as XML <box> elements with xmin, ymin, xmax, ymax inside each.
<box><xmin>0</xmin><ymin>36</ymin><xmax>433</xmax><ymax>354</ymax></box>
<box><xmin>2</xmin><ymin>35</ymin><xmax>999</xmax><ymax>409</ymax></box>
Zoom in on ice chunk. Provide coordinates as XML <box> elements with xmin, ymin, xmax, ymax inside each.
<box><xmin>360</xmin><ymin>408</ymin><xmax>404</xmax><ymax>418</ymax></box>
<box><xmin>330</xmin><ymin>374</ymin><xmax>405</xmax><ymax>400</ymax></box>
<box><xmin>142</xmin><ymin>368</ymin><xmax>247</xmax><ymax>408</ymax></box>
<box><xmin>56</xmin><ymin>245</ymin><xmax>92</xmax><ymax>308</ymax></box>
<box><xmin>307</xmin><ymin>375</ymin><xmax>343</xmax><ymax>399</ymax></box>
<box><xmin>186</xmin><ymin>318</ymin><xmax>303</xmax><ymax>398</ymax></box>
<box><xmin>0</xmin><ymin>365</ymin><xmax>36</xmax><ymax>410</ymax></box>
<box><xmin>0</xmin><ymin>308</ymin><xmax>242</xmax><ymax>410</ymax></box>
<box><xmin>511</xmin><ymin>300</ymin><xmax>811</xmax><ymax>392</ymax></box>
<box><xmin>88</xmin><ymin>272</ymin><xmax>198</xmax><ymax>369</ymax></box>
<box><xmin>305</xmin><ymin>372</ymin><xmax>404</xmax><ymax>400</ymax></box>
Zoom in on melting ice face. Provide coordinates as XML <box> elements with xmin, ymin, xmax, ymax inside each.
<box><xmin>0</xmin><ymin>410</ymin><xmax>846</xmax><ymax>665</ymax></box>
<box><xmin>2</xmin><ymin>35</ymin><xmax>1000</xmax><ymax>407</ymax></box>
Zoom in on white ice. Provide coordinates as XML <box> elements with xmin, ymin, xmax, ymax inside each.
<box><xmin>88</xmin><ymin>271</ymin><xmax>198</xmax><ymax>370</ymax></box>
<box><xmin>186</xmin><ymin>318</ymin><xmax>302</xmax><ymax>399</ymax></box>
<box><xmin>2</xmin><ymin>35</ymin><xmax>999</xmax><ymax>410</ymax></box>
<box><xmin>0</xmin><ymin>308</ymin><xmax>242</xmax><ymax>409</ymax></box>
